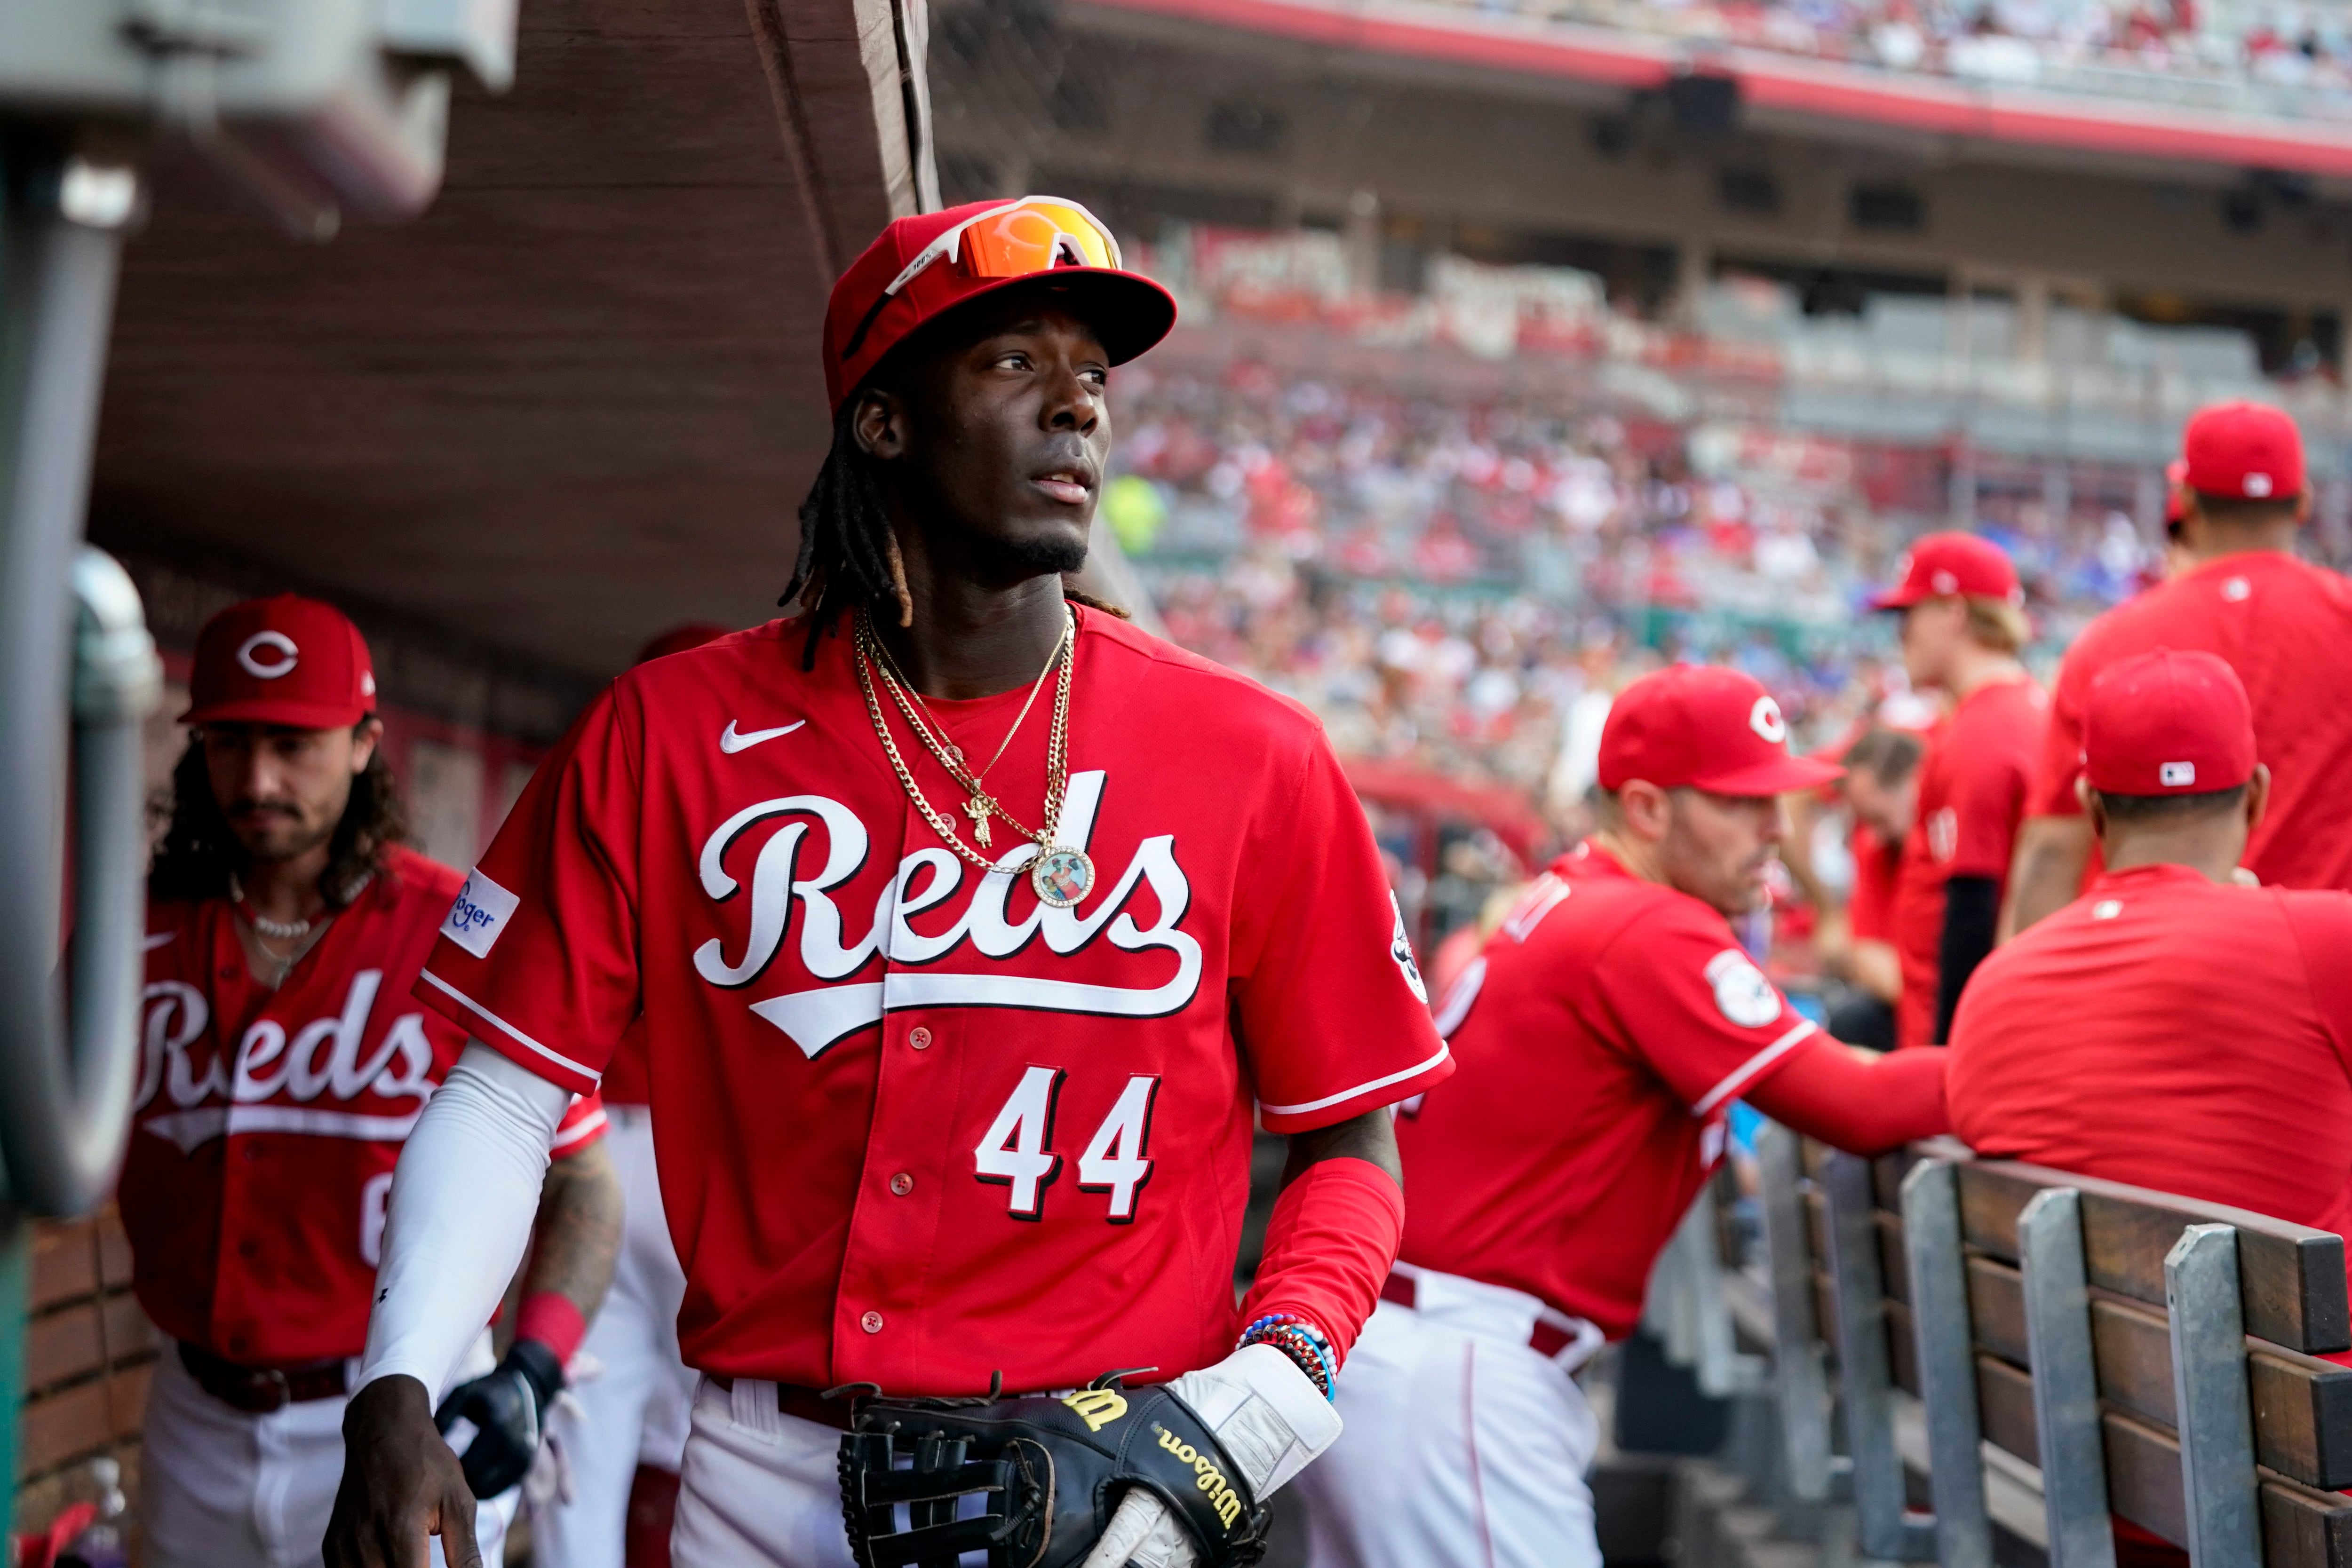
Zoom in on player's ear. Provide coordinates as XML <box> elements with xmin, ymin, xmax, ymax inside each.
<box><xmin>350</xmin><ymin>716</ymin><xmax>384</xmax><ymax>776</ymax></box>
<box><xmin>2082</xmin><ymin>784</ymin><xmax>2107</xmax><ymax>841</ymax></box>
<box><xmin>855</xmin><ymin>387</ymin><xmax>908</xmax><ymax>463</ymax></box>
<box><xmin>2244</xmin><ymin>765</ymin><xmax>2272</xmax><ymax>834</ymax></box>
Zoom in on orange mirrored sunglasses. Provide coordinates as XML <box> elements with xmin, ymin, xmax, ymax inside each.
<box><xmin>840</xmin><ymin>197</ymin><xmax>1122</xmax><ymax>362</ymax></box>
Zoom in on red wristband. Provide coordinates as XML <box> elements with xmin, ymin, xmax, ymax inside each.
<box><xmin>515</xmin><ymin>1291</ymin><xmax>588</xmax><ymax>1367</ymax></box>
<box><xmin>1238</xmin><ymin>1156</ymin><xmax>1405</xmax><ymax>1369</ymax></box>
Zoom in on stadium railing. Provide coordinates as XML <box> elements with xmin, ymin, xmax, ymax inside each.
<box><xmin>1743</xmin><ymin>1128</ymin><xmax>2352</xmax><ymax>1568</ymax></box>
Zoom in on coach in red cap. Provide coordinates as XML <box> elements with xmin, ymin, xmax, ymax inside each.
<box><xmin>127</xmin><ymin>596</ymin><xmax>618</xmax><ymax>1568</ymax></box>
<box><xmin>335</xmin><ymin>198</ymin><xmax>1451</xmax><ymax>1568</ymax></box>
<box><xmin>2009</xmin><ymin>400</ymin><xmax>2352</xmax><ymax>933</ymax></box>
<box><xmin>1298</xmin><ymin>664</ymin><xmax>1949</xmax><ymax>1568</ymax></box>
<box><xmin>1870</xmin><ymin>532</ymin><xmax>2047</xmax><ymax>1047</ymax></box>
<box><xmin>1950</xmin><ymin>647</ymin><xmax>2352</xmax><ymax>1359</ymax></box>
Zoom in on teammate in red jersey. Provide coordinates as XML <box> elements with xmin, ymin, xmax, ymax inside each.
<box><xmin>1872</xmin><ymin>534</ymin><xmax>2046</xmax><ymax>1045</ymax></box>
<box><xmin>1951</xmin><ymin>647</ymin><xmax>2352</xmax><ymax>1298</ymax></box>
<box><xmin>1297</xmin><ymin>665</ymin><xmax>1950</xmax><ymax>1568</ymax></box>
<box><xmin>126</xmin><ymin>597</ymin><xmax>619</xmax><ymax>1568</ymax></box>
<box><xmin>326</xmin><ymin>198</ymin><xmax>1452</xmax><ymax>1568</ymax></box>
<box><xmin>1823</xmin><ymin>725</ymin><xmax>1923</xmax><ymax>1052</ymax></box>
<box><xmin>2007</xmin><ymin>401</ymin><xmax>2352</xmax><ymax>933</ymax></box>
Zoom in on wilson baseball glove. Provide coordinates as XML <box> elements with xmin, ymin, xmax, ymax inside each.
<box><xmin>837</xmin><ymin>1372</ymin><xmax>1271</xmax><ymax>1568</ymax></box>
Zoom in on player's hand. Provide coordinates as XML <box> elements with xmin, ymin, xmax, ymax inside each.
<box><xmin>433</xmin><ymin>1338</ymin><xmax>564</xmax><ymax>1498</ymax></box>
<box><xmin>326</xmin><ymin>1374</ymin><xmax>482</xmax><ymax>1568</ymax></box>
<box><xmin>1081</xmin><ymin>1490</ymin><xmax>1200</xmax><ymax>1568</ymax></box>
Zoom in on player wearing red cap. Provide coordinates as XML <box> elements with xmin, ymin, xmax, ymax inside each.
<box><xmin>1295</xmin><ymin>665</ymin><xmax>1950</xmax><ymax>1568</ymax></box>
<box><xmin>2008</xmin><ymin>401</ymin><xmax>2352</xmax><ymax>933</ymax></box>
<box><xmin>1870</xmin><ymin>533</ymin><xmax>2047</xmax><ymax>1046</ymax></box>
<box><xmin>327</xmin><ymin>198</ymin><xmax>1452</xmax><ymax>1568</ymax></box>
<box><xmin>127</xmin><ymin>597</ymin><xmax>619</xmax><ymax>1568</ymax></box>
<box><xmin>1951</xmin><ymin>648</ymin><xmax>2352</xmax><ymax>1297</ymax></box>
<box><xmin>532</xmin><ymin>624</ymin><xmax>733</xmax><ymax>1568</ymax></box>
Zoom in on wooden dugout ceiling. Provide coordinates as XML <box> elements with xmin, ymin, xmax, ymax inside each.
<box><xmin>87</xmin><ymin>0</ymin><xmax>930</xmax><ymax>682</ymax></box>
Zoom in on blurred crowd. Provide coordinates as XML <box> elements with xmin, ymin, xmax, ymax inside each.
<box><xmin>1482</xmin><ymin>0</ymin><xmax>2352</xmax><ymax>105</ymax></box>
<box><xmin>1107</xmin><ymin>352</ymin><xmax>2162</xmax><ymax>822</ymax></box>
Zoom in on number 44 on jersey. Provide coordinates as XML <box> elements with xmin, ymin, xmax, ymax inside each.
<box><xmin>974</xmin><ymin>1068</ymin><xmax>1160</xmax><ymax>1222</ymax></box>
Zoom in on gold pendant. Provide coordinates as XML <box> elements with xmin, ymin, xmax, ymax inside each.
<box><xmin>1031</xmin><ymin>846</ymin><xmax>1096</xmax><ymax>909</ymax></box>
<box><xmin>964</xmin><ymin>794</ymin><xmax>993</xmax><ymax>847</ymax></box>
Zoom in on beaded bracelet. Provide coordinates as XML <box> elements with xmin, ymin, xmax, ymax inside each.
<box><xmin>1238</xmin><ymin>1312</ymin><xmax>1337</xmax><ymax>1400</ymax></box>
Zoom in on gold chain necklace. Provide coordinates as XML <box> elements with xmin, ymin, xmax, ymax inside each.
<box><xmin>865</xmin><ymin>616</ymin><xmax>1068</xmax><ymax>847</ymax></box>
<box><xmin>853</xmin><ymin>608</ymin><xmax>1097</xmax><ymax>909</ymax></box>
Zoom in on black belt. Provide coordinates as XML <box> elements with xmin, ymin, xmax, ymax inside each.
<box><xmin>710</xmin><ymin>1376</ymin><xmax>860</xmax><ymax>1432</ymax></box>
<box><xmin>179</xmin><ymin>1340</ymin><xmax>349</xmax><ymax>1413</ymax></box>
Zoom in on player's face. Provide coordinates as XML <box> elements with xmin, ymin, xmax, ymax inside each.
<box><xmin>1846</xmin><ymin>767</ymin><xmax>1917</xmax><ymax>844</ymax></box>
<box><xmin>1661</xmin><ymin>788</ymin><xmax>1784</xmax><ymax>917</ymax></box>
<box><xmin>1897</xmin><ymin>598</ymin><xmax>1965</xmax><ymax>689</ymax></box>
<box><xmin>200</xmin><ymin>720</ymin><xmax>379</xmax><ymax>863</ymax></box>
<box><xmin>876</xmin><ymin>294</ymin><xmax>1112</xmax><ymax>581</ymax></box>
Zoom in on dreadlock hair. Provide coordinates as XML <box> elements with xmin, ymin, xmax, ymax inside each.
<box><xmin>780</xmin><ymin>391</ymin><xmax>1130</xmax><ymax>670</ymax></box>
<box><xmin>147</xmin><ymin>729</ymin><xmax>410</xmax><ymax>907</ymax></box>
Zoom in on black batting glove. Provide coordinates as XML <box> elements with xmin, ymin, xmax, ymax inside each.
<box><xmin>432</xmin><ymin>1338</ymin><xmax>564</xmax><ymax>1499</ymax></box>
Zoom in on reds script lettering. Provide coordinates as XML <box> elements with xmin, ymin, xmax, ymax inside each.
<box><xmin>692</xmin><ymin>770</ymin><xmax>1203</xmax><ymax>1058</ymax></box>
<box><xmin>134</xmin><ymin>969</ymin><xmax>437</xmax><ymax>1152</ymax></box>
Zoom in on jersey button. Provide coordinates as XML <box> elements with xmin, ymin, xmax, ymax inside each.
<box><xmin>908</xmin><ymin>1027</ymin><xmax>932</xmax><ymax>1050</ymax></box>
<box><xmin>860</xmin><ymin>1310</ymin><xmax>885</xmax><ymax>1334</ymax></box>
<box><xmin>889</xmin><ymin>1172</ymin><xmax>914</xmax><ymax>1196</ymax></box>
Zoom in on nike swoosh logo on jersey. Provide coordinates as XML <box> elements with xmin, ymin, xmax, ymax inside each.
<box><xmin>719</xmin><ymin>720</ymin><xmax>806</xmax><ymax>753</ymax></box>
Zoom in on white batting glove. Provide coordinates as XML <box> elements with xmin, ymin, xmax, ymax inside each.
<box><xmin>1077</xmin><ymin>1344</ymin><xmax>1344</xmax><ymax>1568</ymax></box>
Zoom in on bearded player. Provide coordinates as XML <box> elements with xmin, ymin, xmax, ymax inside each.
<box><xmin>1297</xmin><ymin>665</ymin><xmax>1950</xmax><ymax>1568</ymax></box>
<box><xmin>325</xmin><ymin>196</ymin><xmax>1453</xmax><ymax>1568</ymax></box>
<box><xmin>127</xmin><ymin>596</ymin><xmax>620</xmax><ymax>1568</ymax></box>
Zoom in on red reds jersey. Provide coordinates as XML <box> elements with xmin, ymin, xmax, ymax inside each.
<box><xmin>1397</xmin><ymin>842</ymin><xmax>1820</xmax><ymax>1339</ymax></box>
<box><xmin>121</xmin><ymin>847</ymin><xmax>606</xmax><ymax>1369</ymax></box>
<box><xmin>2029</xmin><ymin>552</ymin><xmax>2352</xmax><ymax>893</ymax></box>
<box><xmin>1949</xmin><ymin>863</ymin><xmax>2352</xmax><ymax>1254</ymax></box>
<box><xmin>1847</xmin><ymin>824</ymin><xmax>1899</xmax><ymax>945</ymax></box>
<box><xmin>1892</xmin><ymin>677</ymin><xmax>2045</xmax><ymax>1047</ymax></box>
<box><xmin>414</xmin><ymin>610</ymin><xmax>1451</xmax><ymax>1395</ymax></box>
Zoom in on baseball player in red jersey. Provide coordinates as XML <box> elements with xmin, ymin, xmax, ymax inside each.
<box><xmin>2007</xmin><ymin>402</ymin><xmax>2352</xmax><ymax>933</ymax></box>
<box><xmin>324</xmin><ymin>197</ymin><xmax>1453</xmax><ymax>1568</ymax></box>
<box><xmin>125</xmin><ymin>597</ymin><xmax>620</xmax><ymax>1568</ymax></box>
<box><xmin>1951</xmin><ymin>649</ymin><xmax>2352</xmax><ymax>1287</ymax></box>
<box><xmin>532</xmin><ymin>624</ymin><xmax>732</xmax><ymax>1568</ymax></box>
<box><xmin>1296</xmin><ymin>665</ymin><xmax>1950</xmax><ymax>1568</ymax></box>
<box><xmin>1871</xmin><ymin>534</ymin><xmax>2046</xmax><ymax>1045</ymax></box>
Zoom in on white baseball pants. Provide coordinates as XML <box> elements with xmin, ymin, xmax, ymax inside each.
<box><xmin>141</xmin><ymin>1331</ymin><xmax>516</xmax><ymax>1568</ymax></box>
<box><xmin>669</xmin><ymin>1377</ymin><xmax>857</xmax><ymax>1568</ymax></box>
<box><xmin>1294</xmin><ymin>1273</ymin><xmax>1604</xmax><ymax>1568</ymax></box>
<box><xmin>532</xmin><ymin>1105</ymin><xmax>698</xmax><ymax>1568</ymax></box>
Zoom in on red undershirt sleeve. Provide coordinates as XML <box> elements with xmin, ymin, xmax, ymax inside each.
<box><xmin>1742</xmin><ymin>1036</ymin><xmax>1951</xmax><ymax>1154</ymax></box>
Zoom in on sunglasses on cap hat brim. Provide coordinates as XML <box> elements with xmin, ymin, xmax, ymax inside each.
<box><xmin>838</xmin><ymin>197</ymin><xmax>1124</xmax><ymax>365</ymax></box>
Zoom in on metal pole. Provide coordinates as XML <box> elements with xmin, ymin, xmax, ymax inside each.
<box><xmin>1759</xmin><ymin>1124</ymin><xmax>1833</xmax><ymax>1502</ymax></box>
<box><xmin>2019</xmin><ymin>1188</ymin><xmax>2117</xmax><ymax>1568</ymax></box>
<box><xmin>0</xmin><ymin>138</ymin><xmax>151</xmax><ymax>1217</ymax></box>
<box><xmin>1902</xmin><ymin>1158</ymin><xmax>1992</xmax><ymax>1568</ymax></box>
<box><xmin>1823</xmin><ymin>1150</ymin><xmax>1937</xmax><ymax>1560</ymax></box>
<box><xmin>2166</xmin><ymin>1224</ymin><xmax>2261</xmax><ymax>1568</ymax></box>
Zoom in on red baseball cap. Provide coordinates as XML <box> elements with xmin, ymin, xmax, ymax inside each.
<box><xmin>1869</xmin><ymin>532</ymin><xmax>2022</xmax><ymax>610</ymax></box>
<box><xmin>824</xmin><ymin>197</ymin><xmax>1177</xmax><ymax>413</ymax></box>
<box><xmin>2182</xmin><ymin>400</ymin><xmax>2304</xmax><ymax>501</ymax></box>
<box><xmin>181</xmin><ymin>595</ymin><xmax>377</xmax><ymax>729</ymax></box>
<box><xmin>1599</xmin><ymin>665</ymin><xmax>1844</xmax><ymax>796</ymax></box>
<box><xmin>2082</xmin><ymin>648</ymin><xmax>2256</xmax><ymax>797</ymax></box>
<box><xmin>634</xmin><ymin>622</ymin><xmax>733</xmax><ymax>665</ymax></box>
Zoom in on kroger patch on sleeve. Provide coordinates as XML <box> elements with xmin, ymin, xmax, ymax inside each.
<box><xmin>441</xmin><ymin>870</ymin><xmax>521</xmax><ymax>959</ymax></box>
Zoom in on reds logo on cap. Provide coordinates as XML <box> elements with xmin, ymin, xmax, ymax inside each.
<box><xmin>182</xmin><ymin>595</ymin><xmax>378</xmax><ymax>731</ymax></box>
<box><xmin>1598</xmin><ymin>665</ymin><xmax>1841</xmax><ymax>797</ymax></box>
<box><xmin>1748</xmin><ymin>695</ymin><xmax>1787</xmax><ymax>744</ymax></box>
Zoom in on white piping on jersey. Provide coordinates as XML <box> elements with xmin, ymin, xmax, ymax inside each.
<box><xmin>1259</xmin><ymin>1042</ymin><xmax>1452</xmax><ymax>1119</ymax></box>
<box><xmin>550</xmin><ymin>1103</ymin><xmax>608</xmax><ymax>1152</ymax></box>
<box><xmin>417</xmin><ymin>970</ymin><xmax>603</xmax><ymax>1086</ymax></box>
<box><xmin>1691</xmin><ymin>1018</ymin><xmax>1818</xmax><ymax>1119</ymax></box>
<box><xmin>1430</xmin><ymin>956</ymin><xmax>1486</xmax><ymax>1038</ymax></box>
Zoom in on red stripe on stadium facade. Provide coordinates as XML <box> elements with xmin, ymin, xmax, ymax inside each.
<box><xmin>1073</xmin><ymin>0</ymin><xmax>2352</xmax><ymax>177</ymax></box>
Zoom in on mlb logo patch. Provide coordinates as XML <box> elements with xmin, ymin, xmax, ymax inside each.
<box><xmin>2159</xmin><ymin>761</ymin><xmax>2197</xmax><ymax>788</ymax></box>
<box><xmin>441</xmin><ymin>870</ymin><xmax>521</xmax><ymax>958</ymax></box>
